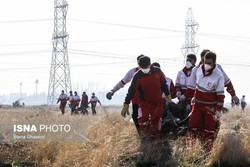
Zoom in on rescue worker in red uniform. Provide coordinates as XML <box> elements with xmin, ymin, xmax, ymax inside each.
<box><xmin>57</xmin><ymin>90</ymin><xmax>68</xmax><ymax>114</ymax></box>
<box><xmin>152</xmin><ymin>62</ymin><xmax>176</xmax><ymax>98</ymax></box>
<box><xmin>151</xmin><ymin>62</ymin><xmax>181</xmax><ymax>120</ymax></box>
<box><xmin>121</xmin><ymin>56</ymin><xmax>171</xmax><ymax>139</ymax></box>
<box><xmin>68</xmin><ymin>91</ymin><xmax>73</xmax><ymax>108</ymax></box>
<box><xmin>80</xmin><ymin>91</ymin><xmax>89</xmax><ymax>115</ymax></box>
<box><xmin>186</xmin><ymin>52</ymin><xmax>225</xmax><ymax>150</ymax></box>
<box><xmin>240</xmin><ymin>95</ymin><xmax>247</xmax><ymax>111</ymax></box>
<box><xmin>106</xmin><ymin>54</ymin><xmax>144</xmax><ymax>135</ymax></box>
<box><xmin>184</xmin><ymin>49</ymin><xmax>239</xmax><ymax>105</ymax></box>
<box><xmin>175</xmin><ymin>54</ymin><xmax>197</xmax><ymax>97</ymax></box>
<box><xmin>89</xmin><ymin>92</ymin><xmax>101</xmax><ymax>115</ymax></box>
<box><xmin>71</xmin><ymin>91</ymin><xmax>81</xmax><ymax>115</ymax></box>
<box><xmin>175</xmin><ymin>54</ymin><xmax>197</xmax><ymax>117</ymax></box>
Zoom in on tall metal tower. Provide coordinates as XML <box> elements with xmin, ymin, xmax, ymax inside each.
<box><xmin>47</xmin><ymin>0</ymin><xmax>72</xmax><ymax>104</ymax></box>
<box><xmin>181</xmin><ymin>8</ymin><xmax>199</xmax><ymax>62</ymax></box>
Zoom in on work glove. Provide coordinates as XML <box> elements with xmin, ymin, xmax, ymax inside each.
<box><xmin>121</xmin><ymin>103</ymin><xmax>130</xmax><ymax>117</ymax></box>
<box><xmin>165</xmin><ymin>94</ymin><xmax>172</xmax><ymax>101</ymax></box>
<box><xmin>176</xmin><ymin>91</ymin><xmax>182</xmax><ymax>99</ymax></box>
<box><xmin>106</xmin><ymin>91</ymin><xmax>114</xmax><ymax>100</ymax></box>
<box><xmin>215</xmin><ymin>110</ymin><xmax>222</xmax><ymax>120</ymax></box>
<box><xmin>165</xmin><ymin>95</ymin><xmax>172</xmax><ymax>106</ymax></box>
<box><xmin>180</xmin><ymin>95</ymin><xmax>186</xmax><ymax>101</ymax></box>
<box><xmin>232</xmin><ymin>95</ymin><xmax>239</xmax><ymax>105</ymax></box>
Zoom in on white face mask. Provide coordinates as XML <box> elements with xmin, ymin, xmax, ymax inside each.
<box><xmin>204</xmin><ymin>64</ymin><xmax>212</xmax><ymax>71</ymax></box>
<box><xmin>185</xmin><ymin>61</ymin><xmax>192</xmax><ymax>69</ymax></box>
<box><xmin>141</xmin><ymin>68</ymin><xmax>150</xmax><ymax>74</ymax></box>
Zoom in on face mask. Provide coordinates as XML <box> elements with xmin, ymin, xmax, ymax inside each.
<box><xmin>141</xmin><ymin>68</ymin><xmax>150</xmax><ymax>74</ymax></box>
<box><xmin>204</xmin><ymin>64</ymin><xmax>212</xmax><ymax>71</ymax></box>
<box><xmin>185</xmin><ymin>61</ymin><xmax>192</xmax><ymax>69</ymax></box>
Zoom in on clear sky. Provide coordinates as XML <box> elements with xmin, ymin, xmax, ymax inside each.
<box><xmin>0</xmin><ymin>0</ymin><xmax>250</xmax><ymax>104</ymax></box>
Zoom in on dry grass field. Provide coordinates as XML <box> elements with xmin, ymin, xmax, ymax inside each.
<box><xmin>0</xmin><ymin>105</ymin><xmax>250</xmax><ymax>167</ymax></box>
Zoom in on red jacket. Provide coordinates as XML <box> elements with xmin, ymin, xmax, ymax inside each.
<box><xmin>125</xmin><ymin>66</ymin><xmax>170</xmax><ymax>105</ymax></box>
<box><xmin>186</xmin><ymin>64</ymin><xmax>225</xmax><ymax>110</ymax></box>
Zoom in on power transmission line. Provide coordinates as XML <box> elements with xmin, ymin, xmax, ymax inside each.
<box><xmin>69</xmin><ymin>18</ymin><xmax>250</xmax><ymax>42</ymax></box>
<box><xmin>0</xmin><ymin>35</ymin><xmax>183</xmax><ymax>47</ymax></box>
<box><xmin>0</xmin><ymin>42</ymin><xmax>50</xmax><ymax>47</ymax></box>
<box><xmin>0</xmin><ymin>61</ymin><xmax>134</xmax><ymax>71</ymax></box>
<box><xmin>0</xmin><ymin>47</ymin><xmax>249</xmax><ymax>68</ymax></box>
<box><xmin>68</xmin><ymin>35</ymin><xmax>183</xmax><ymax>44</ymax></box>
<box><xmin>1</xmin><ymin>17</ymin><xmax>250</xmax><ymax>41</ymax></box>
<box><xmin>198</xmin><ymin>33</ymin><xmax>250</xmax><ymax>43</ymax></box>
<box><xmin>1</xmin><ymin>57</ymin><xmax>249</xmax><ymax>72</ymax></box>
<box><xmin>0</xmin><ymin>50</ymin><xmax>50</xmax><ymax>56</ymax></box>
<box><xmin>69</xmin><ymin>49</ymin><xmax>132</xmax><ymax>60</ymax></box>
<box><xmin>0</xmin><ymin>18</ymin><xmax>52</xmax><ymax>24</ymax></box>
<box><xmin>68</xmin><ymin>18</ymin><xmax>183</xmax><ymax>33</ymax></box>
<box><xmin>1</xmin><ymin>18</ymin><xmax>250</xmax><ymax>45</ymax></box>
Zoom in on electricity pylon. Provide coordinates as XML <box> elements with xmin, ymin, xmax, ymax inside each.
<box><xmin>47</xmin><ymin>0</ymin><xmax>72</xmax><ymax>104</ymax></box>
<box><xmin>181</xmin><ymin>8</ymin><xmax>199</xmax><ymax>64</ymax></box>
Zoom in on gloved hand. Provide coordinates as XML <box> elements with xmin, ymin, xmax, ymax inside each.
<box><xmin>180</xmin><ymin>95</ymin><xmax>186</xmax><ymax>101</ymax></box>
<box><xmin>232</xmin><ymin>95</ymin><xmax>239</xmax><ymax>105</ymax></box>
<box><xmin>106</xmin><ymin>91</ymin><xmax>114</xmax><ymax>100</ymax></box>
<box><xmin>165</xmin><ymin>95</ymin><xmax>172</xmax><ymax>102</ymax></box>
<box><xmin>176</xmin><ymin>91</ymin><xmax>182</xmax><ymax>99</ymax></box>
<box><xmin>215</xmin><ymin>110</ymin><xmax>222</xmax><ymax>120</ymax></box>
<box><xmin>121</xmin><ymin>103</ymin><xmax>130</xmax><ymax>117</ymax></box>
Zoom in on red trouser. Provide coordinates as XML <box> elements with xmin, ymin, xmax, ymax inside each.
<box><xmin>189</xmin><ymin>103</ymin><xmax>219</xmax><ymax>144</ymax></box>
<box><xmin>137</xmin><ymin>102</ymin><xmax>163</xmax><ymax>139</ymax></box>
<box><xmin>59</xmin><ymin>101</ymin><xmax>67</xmax><ymax>114</ymax></box>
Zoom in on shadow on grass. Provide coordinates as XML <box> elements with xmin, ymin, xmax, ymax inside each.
<box><xmin>117</xmin><ymin>138</ymin><xmax>178</xmax><ymax>167</ymax></box>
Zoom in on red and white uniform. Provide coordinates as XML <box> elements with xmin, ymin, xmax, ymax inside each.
<box><xmin>81</xmin><ymin>94</ymin><xmax>88</xmax><ymax>107</ymax></box>
<box><xmin>240</xmin><ymin>96</ymin><xmax>247</xmax><ymax>110</ymax></box>
<box><xmin>68</xmin><ymin>94</ymin><xmax>74</xmax><ymax>105</ymax></box>
<box><xmin>165</xmin><ymin>77</ymin><xmax>175</xmax><ymax>98</ymax></box>
<box><xmin>217</xmin><ymin>64</ymin><xmax>236</xmax><ymax>97</ymax></box>
<box><xmin>89</xmin><ymin>96</ymin><xmax>101</xmax><ymax>106</ymax></box>
<box><xmin>188</xmin><ymin>64</ymin><xmax>225</xmax><ymax>143</ymax></box>
<box><xmin>124</xmin><ymin>66</ymin><xmax>170</xmax><ymax>138</ymax></box>
<box><xmin>57</xmin><ymin>93</ymin><xmax>68</xmax><ymax>113</ymax></box>
<box><xmin>58</xmin><ymin>93</ymin><xmax>68</xmax><ymax>104</ymax></box>
<box><xmin>111</xmin><ymin>67</ymin><xmax>139</xmax><ymax>93</ymax></box>
<box><xmin>112</xmin><ymin>67</ymin><xmax>139</xmax><ymax>104</ymax></box>
<box><xmin>72</xmin><ymin>95</ymin><xmax>81</xmax><ymax>107</ymax></box>
<box><xmin>175</xmin><ymin>67</ymin><xmax>191</xmax><ymax>95</ymax></box>
<box><xmin>186</xmin><ymin>63</ymin><xmax>236</xmax><ymax>103</ymax></box>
